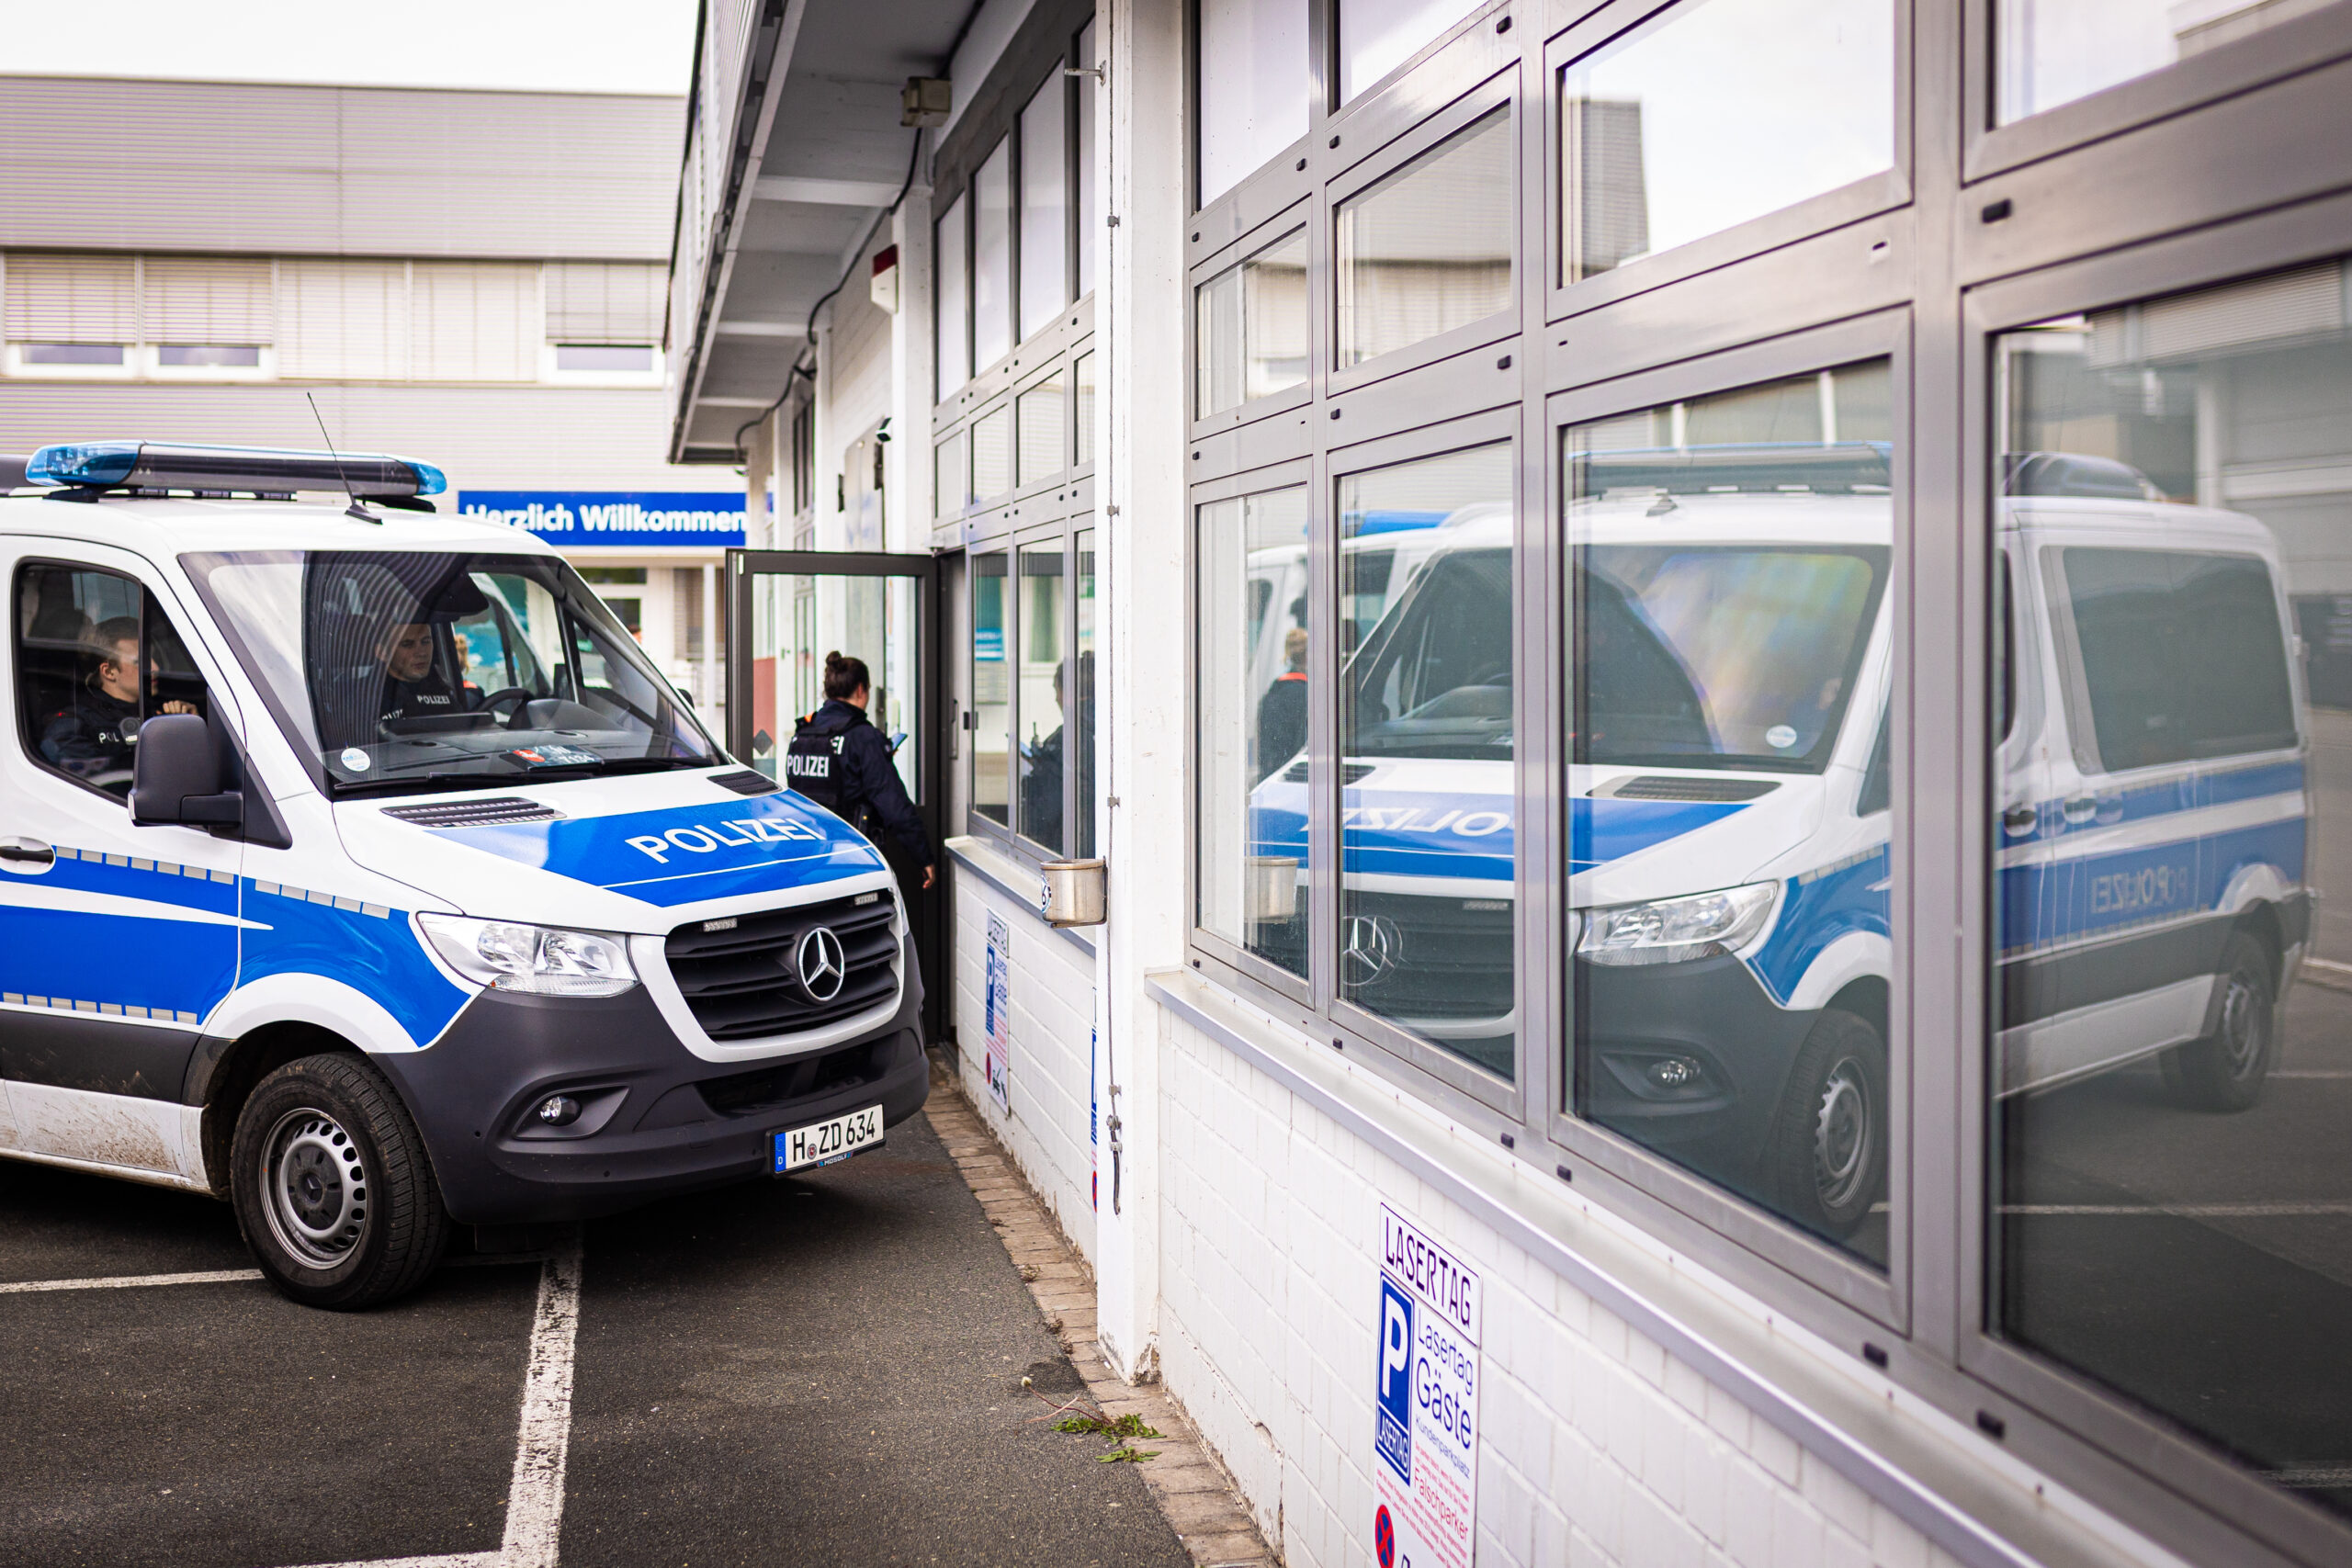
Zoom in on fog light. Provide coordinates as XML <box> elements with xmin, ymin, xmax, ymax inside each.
<box><xmin>537</xmin><ymin>1095</ymin><xmax>582</xmax><ymax>1127</ymax></box>
<box><xmin>1645</xmin><ymin>1057</ymin><xmax>1703</xmax><ymax>1091</ymax></box>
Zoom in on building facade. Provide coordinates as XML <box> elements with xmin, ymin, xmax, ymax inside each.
<box><xmin>0</xmin><ymin>73</ymin><xmax>739</xmax><ymax>718</ymax></box>
<box><xmin>673</xmin><ymin>3</ymin><xmax>2352</xmax><ymax>1565</ymax></box>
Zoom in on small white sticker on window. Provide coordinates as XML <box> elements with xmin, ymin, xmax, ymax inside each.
<box><xmin>1765</xmin><ymin>724</ymin><xmax>1799</xmax><ymax>750</ymax></box>
<box><xmin>341</xmin><ymin>748</ymin><xmax>372</xmax><ymax>771</ymax></box>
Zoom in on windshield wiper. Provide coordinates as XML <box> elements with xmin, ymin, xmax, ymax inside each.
<box><xmin>331</xmin><ymin>772</ymin><xmax>515</xmax><ymax>798</ymax></box>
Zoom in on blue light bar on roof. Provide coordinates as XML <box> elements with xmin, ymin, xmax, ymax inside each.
<box><xmin>26</xmin><ymin>441</ymin><xmax>447</xmax><ymax>498</ymax></box>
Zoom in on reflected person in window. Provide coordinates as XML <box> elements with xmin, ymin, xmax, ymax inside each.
<box><xmin>40</xmin><ymin>616</ymin><xmax>197</xmax><ymax>787</ymax></box>
<box><xmin>1256</xmin><ymin>626</ymin><xmax>1308</xmax><ymax>784</ymax></box>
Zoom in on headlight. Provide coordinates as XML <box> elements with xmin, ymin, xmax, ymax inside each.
<box><xmin>1577</xmin><ymin>882</ymin><xmax>1777</xmax><ymax>966</ymax></box>
<box><xmin>416</xmin><ymin>913</ymin><xmax>639</xmax><ymax>997</ymax></box>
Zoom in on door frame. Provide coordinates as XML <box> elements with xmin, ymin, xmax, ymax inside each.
<box><xmin>726</xmin><ymin>547</ymin><xmax>945</xmax><ymax>1050</ymax></box>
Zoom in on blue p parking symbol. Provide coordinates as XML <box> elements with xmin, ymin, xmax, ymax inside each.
<box><xmin>1375</xmin><ymin>1277</ymin><xmax>1413</xmax><ymax>1483</ymax></box>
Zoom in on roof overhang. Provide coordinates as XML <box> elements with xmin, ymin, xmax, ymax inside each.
<box><xmin>667</xmin><ymin>0</ymin><xmax>972</xmax><ymax>464</ymax></box>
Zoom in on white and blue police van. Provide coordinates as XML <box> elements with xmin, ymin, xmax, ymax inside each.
<box><xmin>0</xmin><ymin>443</ymin><xmax>924</xmax><ymax>1306</ymax></box>
<box><xmin>1248</xmin><ymin>444</ymin><xmax>2309</xmax><ymax>1243</ymax></box>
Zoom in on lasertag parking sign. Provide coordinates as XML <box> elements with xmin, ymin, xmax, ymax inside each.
<box><xmin>1374</xmin><ymin>1205</ymin><xmax>1480</xmax><ymax>1568</ymax></box>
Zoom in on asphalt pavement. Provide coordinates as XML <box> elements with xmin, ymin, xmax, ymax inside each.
<box><xmin>0</xmin><ymin>1100</ymin><xmax>1192</xmax><ymax>1568</ymax></box>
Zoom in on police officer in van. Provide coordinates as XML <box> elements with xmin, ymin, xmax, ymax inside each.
<box><xmin>786</xmin><ymin>651</ymin><xmax>936</xmax><ymax>891</ymax></box>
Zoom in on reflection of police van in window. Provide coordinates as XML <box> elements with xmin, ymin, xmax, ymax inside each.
<box><xmin>1250</xmin><ymin>444</ymin><xmax>2307</xmax><ymax>1245</ymax></box>
<box><xmin>0</xmin><ymin>444</ymin><xmax>925</xmax><ymax>1308</ymax></box>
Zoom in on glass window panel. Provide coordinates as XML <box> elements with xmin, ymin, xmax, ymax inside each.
<box><xmin>1078</xmin><ymin>19</ymin><xmax>1100</xmax><ymax>295</ymax></box>
<box><xmin>936</xmin><ymin>192</ymin><xmax>969</xmax><ymax>399</ymax></box>
<box><xmin>1337</xmin><ymin>443</ymin><xmax>1516</xmax><ymax>1077</ymax></box>
<box><xmin>972</xmin><ymin>552</ymin><xmax>1012</xmax><ymax>826</ymax></box>
<box><xmin>972</xmin><ymin>404</ymin><xmax>1013</xmax><ymax>500</ymax></box>
<box><xmin>1198</xmin><ymin>485</ymin><xmax>1310</xmax><ymax>976</ymax></box>
<box><xmin>1340</xmin><ymin>0</ymin><xmax>1487</xmax><ymax>101</ymax></box>
<box><xmin>1996</xmin><ymin>0</ymin><xmax>2319</xmax><ymax>124</ymax></box>
<box><xmin>1074</xmin><ymin>350</ymin><xmax>1098</xmax><ymax>467</ymax></box>
<box><xmin>975</xmin><ymin>141</ymin><xmax>1013</xmax><ymax>371</ymax></box>
<box><xmin>1568</xmin><ymin>363</ymin><xmax>1896</xmax><ymax>1266</ymax></box>
<box><xmin>1019</xmin><ymin>371</ymin><xmax>1067</xmax><ymax>487</ymax></box>
<box><xmin>1020</xmin><ymin>73</ymin><xmax>1070</xmax><ymax>342</ymax></box>
<box><xmin>1018</xmin><ymin>546</ymin><xmax>1069</xmax><ymax>853</ymax></box>
<box><xmin>1199</xmin><ymin>0</ymin><xmax>1312</xmax><ymax>208</ymax></box>
<box><xmin>1993</xmin><ymin>263</ymin><xmax>2352</xmax><ymax>1518</ymax></box>
<box><xmin>1337</xmin><ymin>107</ymin><xmax>1513</xmax><ymax>368</ymax></box>
<box><xmin>1338</xmin><ymin>445</ymin><xmax>1512</xmax><ymax>655</ymax></box>
<box><xmin>1197</xmin><ymin>226</ymin><xmax>1310</xmax><ymax>418</ymax></box>
<box><xmin>1560</xmin><ymin>0</ymin><xmax>1894</xmax><ymax>285</ymax></box>
<box><xmin>1076</xmin><ymin>529</ymin><xmax>1098</xmax><ymax>858</ymax></box>
<box><xmin>935</xmin><ymin>430</ymin><xmax>967</xmax><ymax>519</ymax></box>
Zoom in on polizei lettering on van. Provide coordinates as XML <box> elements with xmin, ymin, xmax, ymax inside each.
<box><xmin>626</xmin><ymin>815</ymin><xmax>825</xmax><ymax>863</ymax></box>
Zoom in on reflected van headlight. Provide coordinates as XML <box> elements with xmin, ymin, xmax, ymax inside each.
<box><xmin>417</xmin><ymin>913</ymin><xmax>639</xmax><ymax>997</ymax></box>
<box><xmin>1577</xmin><ymin>883</ymin><xmax>1778</xmax><ymax>966</ymax></box>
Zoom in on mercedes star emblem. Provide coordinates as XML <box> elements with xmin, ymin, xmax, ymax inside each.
<box><xmin>1339</xmin><ymin>914</ymin><xmax>1402</xmax><ymax>988</ymax></box>
<box><xmin>795</xmin><ymin>925</ymin><xmax>848</xmax><ymax>1001</ymax></box>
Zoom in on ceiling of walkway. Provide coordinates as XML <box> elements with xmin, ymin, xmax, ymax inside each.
<box><xmin>673</xmin><ymin>0</ymin><xmax>971</xmax><ymax>460</ymax></box>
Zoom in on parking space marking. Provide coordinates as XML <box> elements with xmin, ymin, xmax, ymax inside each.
<box><xmin>2002</xmin><ymin>1202</ymin><xmax>2352</xmax><ymax>1216</ymax></box>
<box><xmin>284</xmin><ymin>1232</ymin><xmax>583</xmax><ymax>1568</ymax></box>
<box><xmin>297</xmin><ymin>1555</ymin><xmax>501</xmax><ymax>1568</ymax></box>
<box><xmin>501</xmin><ymin>1232</ymin><xmax>582</xmax><ymax>1568</ymax></box>
<box><xmin>0</xmin><ymin>1268</ymin><xmax>263</xmax><ymax>1293</ymax></box>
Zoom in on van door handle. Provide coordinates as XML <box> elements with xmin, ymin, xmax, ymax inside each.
<box><xmin>0</xmin><ymin>837</ymin><xmax>56</xmax><ymax>872</ymax></box>
<box><xmin>2001</xmin><ymin>806</ymin><xmax>2038</xmax><ymax>836</ymax></box>
<box><xmin>2063</xmin><ymin>795</ymin><xmax>2098</xmax><ymax>825</ymax></box>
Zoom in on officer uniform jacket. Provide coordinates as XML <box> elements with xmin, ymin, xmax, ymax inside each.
<box><xmin>786</xmin><ymin>698</ymin><xmax>934</xmax><ymax>864</ymax></box>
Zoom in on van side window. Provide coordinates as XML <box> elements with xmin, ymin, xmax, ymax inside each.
<box><xmin>12</xmin><ymin>562</ymin><xmax>209</xmax><ymax>801</ymax></box>
<box><xmin>2058</xmin><ymin>547</ymin><xmax>2297</xmax><ymax>772</ymax></box>
<box><xmin>1857</xmin><ymin>704</ymin><xmax>1890</xmax><ymax>817</ymax></box>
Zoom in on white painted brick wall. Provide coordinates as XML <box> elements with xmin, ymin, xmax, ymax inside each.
<box><xmin>1154</xmin><ymin>1005</ymin><xmax>1979</xmax><ymax>1568</ymax></box>
<box><xmin>950</xmin><ymin>871</ymin><xmax>1098</xmax><ymax>1260</ymax></box>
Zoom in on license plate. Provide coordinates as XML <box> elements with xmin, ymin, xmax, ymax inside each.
<box><xmin>775</xmin><ymin>1104</ymin><xmax>885</xmax><ymax>1173</ymax></box>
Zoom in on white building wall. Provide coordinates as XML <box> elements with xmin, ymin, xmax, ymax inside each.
<box><xmin>950</xmin><ymin>846</ymin><xmax>1100</xmax><ymax>1261</ymax></box>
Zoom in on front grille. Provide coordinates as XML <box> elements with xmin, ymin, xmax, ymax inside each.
<box><xmin>1340</xmin><ymin>892</ymin><xmax>1513</xmax><ymax>1020</ymax></box>
<box><xmin>696</xmin><ymin>1037</ymin><xmax>894</xmax><ymax>1116</ymax></box>
<box><xmin>664</xmin><ymin>889</ymin><xmax>899</xmax><ymax>1041</ymax></box>
<box><xmin>380</xmin><ymin>795</ymin><xmax>562</xmax><ymax>827</ymax></box>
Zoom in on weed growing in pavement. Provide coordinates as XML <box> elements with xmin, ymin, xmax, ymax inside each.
<box><xmin>1099</xmin><ymin>1445</ymin><xmax>1160</xmax><ymax>1462</ymax></box>
<box><xmin>1054</xmin><ymin>1413</ymin><xmax>1163</xmax><ymax>1440</ymax></box>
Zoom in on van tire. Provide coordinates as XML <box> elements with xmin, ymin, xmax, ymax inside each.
<box><xmin>2160</xmin><ymin>931</ymin><xmax>2277</xmax><ymax>1113</ymax></box>
<box><xmin>1770</xmin><ymin>1010</ymin><xmax>1886</xmax><ymax>1241</ymax></box>
<box><xmin>230</xmin><ymin>1053</ymin><xmax>451</xmax><ymax>1309</ymax></box>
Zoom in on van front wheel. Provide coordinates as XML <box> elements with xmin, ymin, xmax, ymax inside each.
<box><xmin>231</xmin><ymin>1054</ymin><xmax>451</xmax><ymax>1309</ymax></box>
<box><xmin>2160</xmin><ymin>931</ymin><xmax>2277</xmax><ymax>1113</ymax></box>
<box><xmin>1770</xmin><ymin>1010</ymin><xmax>1887</xmax><ymax>1241</ymax></box>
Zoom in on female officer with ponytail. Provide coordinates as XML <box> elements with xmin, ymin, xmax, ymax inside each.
<box><xmin>785</xmin><ymin>651</ymin><xmax>936</xmax><ymax>890</ymax></box>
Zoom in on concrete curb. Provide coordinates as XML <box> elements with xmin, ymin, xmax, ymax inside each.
<box><xmin>924</xmin><ymin>1060</ymin><xmax>1280</xmax><ymax>1568</ymax></box>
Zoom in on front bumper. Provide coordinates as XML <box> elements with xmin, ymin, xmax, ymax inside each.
<box><xmin>376</xmin><ymin>944</ymin><xmax>928</xmax><ymax>1225</ymax></box>
<box><xmin>1577</xmin><ymin>952</ymin><xmax>1819</xmax><ymax>1190</ymax></box>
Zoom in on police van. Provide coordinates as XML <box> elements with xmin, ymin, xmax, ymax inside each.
<box><xmin>0</xmin><ymin>443</ymin><xmax>925</xmax><ymax>1306</ymax></box>
<box><xmin>1250</xmin><ymin>444</ymin><xmax>2309</xmax><ymax>1244</ymax></box>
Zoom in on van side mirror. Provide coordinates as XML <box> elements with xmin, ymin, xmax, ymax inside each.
<box><xmin>130</xmin><ymin>715</ymin><xmax>243</xmax><ymax>828</ymax></box>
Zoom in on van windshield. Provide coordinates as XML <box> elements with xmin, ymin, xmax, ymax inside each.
<box><xmin>183</xmin><ymin>550</ymin><xmax>719</xmax><ymax>794</ymax></box>
<box><xmin>1576</xmin><ymin>544</ymin><xmax>1887</xmax><ymax>771</ymax></box>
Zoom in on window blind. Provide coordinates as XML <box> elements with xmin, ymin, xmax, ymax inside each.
<box><xmin>5</xmin><ymin>254</ymin><xmax>139</xmax><ymax>344</ymax></box>
<box><xmin>546</xmin><ymin>262</ymin><xmax>665</xmax><ymax>344</ymax></box>
<box><xmin>145</xmin><ymin>257</ymin><xmax>275</xmax><ymax>345</ymax></box>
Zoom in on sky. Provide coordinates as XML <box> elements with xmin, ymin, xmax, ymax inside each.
<box><xmin>0</xmin><ymin>0</ymin><xmax>699</xmax><ymax>95</ymax></box>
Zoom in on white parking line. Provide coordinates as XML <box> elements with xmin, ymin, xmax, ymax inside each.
<box><xmin>2002</xmin><ymin>1201</ymin><xmax>2352</xmax><ymax>1216</ymax></box>
<box><xmin>501</xmin><ymin>1232</ymin><xmax>583</xmax><ymax>1568</ymax></box>
<box><xmin>0</xmin><ymin>1238</ymin><xmax>588</xmax><ymax>1568</ymax></box>
<box><xmin>2267</xmin><ymin>1464</ymin><xmax>2352</xmax><ymax>1489</ymax></box>
<box><xmin>0</xmin><ymin>1269</ymin><xmax>263</xmax><ymax>1293</ymax></box>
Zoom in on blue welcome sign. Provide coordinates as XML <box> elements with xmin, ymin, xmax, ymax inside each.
<box><xmin>458</xmin><ymin>491</ymin><xmax>745</xmax><ymax>548</ymax></box>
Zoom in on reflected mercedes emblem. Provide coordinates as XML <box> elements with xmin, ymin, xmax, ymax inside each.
<box><xmin>795</xmin><ymin>926</ymin><xmax>848</xmax><ymax>1001</ymax></box>
<box><xmin>1340</xmin><ymin>914</ymin><xmax>1402</xmax><ymax>988</ymax></box>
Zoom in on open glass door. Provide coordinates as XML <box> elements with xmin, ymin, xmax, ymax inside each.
<box><xmin>728</xmin><ymin>549</ymin><xmax>941</xmax><ymax>1043</ymax></box>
